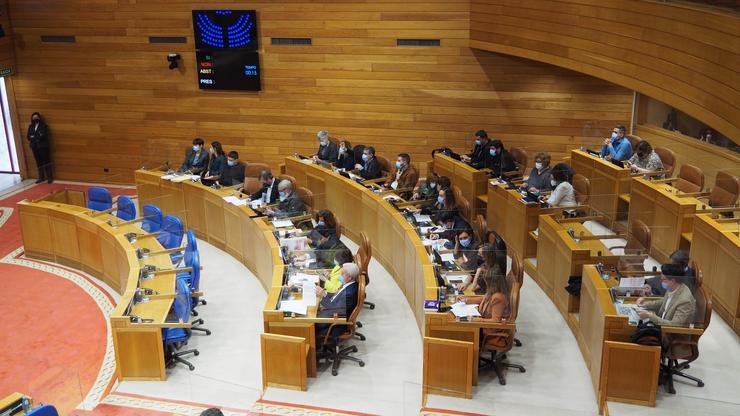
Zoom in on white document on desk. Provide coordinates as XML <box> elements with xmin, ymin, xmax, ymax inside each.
<box><xmin>170</xmin><ymin>175</ymin><xmax>193</xmax><ymax>183</ymax></box>
<box><xmin>440</xmin><ymin>252</ymin><xmax>455</xmax><ymax>262</ymax></box>
<box><xmin>302</xmin><ymin>281</ymin><xmax>317</xmax><ymax>306</ymax></box>
<box><xmin>272</xmin><ymin>219</ymin><xmax>294</xmax><ymax>228</ymax></box>
<box><xmin>279</xmin><ymin>300</ymin><xmax>307</xmax><ymax>315</ymax></box>
<box><xmin>414</xmin><ymin>213</ymin><xmax>432</xmax><ymax>223</ymax></box>
<box><xmin>223</xmin><ymin>195</ymin><xmax>247</xmax><ymax>206</ymax></box>
<box><xmin>250</xmin><ymin>199</ymin><xmax>263</xmax><ymax>209</ymax></box>
<box><xmin>450</xmin><ymin>302</ymin><xmax>481</xmax><ymax>318</ymax></box>
<box><xmin>619</xmin><ymin>277</ymin><xmax>645</xmax><ymax>289</ymax></box>
<box><xmin>281</xmin><ymin>236</ymin><xmax>309</xmax><ymax>252</ymax></box>
<box><xmin>160</xmin><ymin>174</ymin><xmax>175</xmax><ymax>181</ymax></box>
<box><xmin>293</xmin><ymin>272</ymin><xmax>319</xmax><ymax>284</ymax></box>
<box><xmin>446</xmin><ymin>274</ymin><xmax>468</xmax><ymax>284</ymax></box>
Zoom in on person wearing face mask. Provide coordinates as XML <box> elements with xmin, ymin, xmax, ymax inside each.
<box><xmin>383</xmin><ymin>153</ymin><xmax>419</xmax><ymax>197</ymax></box>
<box><xmin>484</xmin><ymin>139</ymin><xmax>516</xmax><ymax>177</ymax></box>
<box><xmin>461</xmin><ymin>130</ymin><xmax>491</xmax><ymax>169</ymax></box>
<box><xmin>412</xmin><ymin>172</ymin><xmax>443</xmax><ymax>201</ymax></box>
<box><xmin>322</xmin><ymin>248</ymin><xmax>355</xmax><ymax>294</ymax></box>
<box><xmin>334</xmin><ymin>139</ymin><xmax>355</xmax><ymax>171</ymax></box>
<box><xmin>27</xmin><ymin>112</ymin><xmax>52</xmax><ymax>183</ymax></box>
<box><xmin>268</xmin><ymin>179</ymin><xmax>306</xmax><ymax>218</ymax></box>
<box><xmin>428</xmin><ymin>186</ymin><xmax>460</xmax><ymax>219</ymax></box>
<box><xmin>626</xmin><ymin>140</ymin><xmax>664</xmax><ymax>179</ymax></box>
<box><xmin>453</xmin><ymin>228</ymin><xmax>481</xmax><ymax>270</ymax></box>
<box><xmin>315</xmin><ymin>263</ymin><xmax>360</xmax><ymax>340</ymax></box>
<box><xmin>643</xmin><ymin>250</ymin><xmax>695</xmax><ymax>296</ymax></box>
<box><xmin>520</xmin><ymin>152</ymin><xmax>553</xmax><ymax>192</ymax></box>
<box><xmin>545</xmin><ymin>163</ymin><xmax>577</xmax><ymax>210</ymax></box>
<box><xmin>218</xmin><ymin>151</ymin><xmax>245</xmax><ymax>186</ymax></box>
<box><xmin>428</xmin><ymin>210</ymin><xmax>470</xmax><ymax>244</ymax></box>
<box><xmin>314</xmin><ymin>209</ymin><xmax>338</xmax><ymax>236</ymax></box>
<box><xmin>600</xmin><ymin>124</ymin><xmax>632</xmax><ymax>162</ymax></box>
<box><xmin>636</xmin><ymin>263</ymin><xmax>696</xmax><ymax>328</ymax></box>
<box><xmin>181</xmin><ymin>138</ymin><xmax>209</xmax><ymax>174</ymax></box>
<box><xmin>204</xmin><ymin>141</ymin><xmax>226</xmax><ymax>180</ymax></box>
<box><xmin>313</xmin><ymin>130</ymin><xmax>339</xmax><ymax>163</ymax></box>
<box><xmin>354</xmin><ymin>146</ymin><xmax>381</xmax><ymax>180</ymax></box>
<box><xmin>310</xmin><ymin>225</ymin><xmax>348</xmax><ymax>269</ymax></box>
<box><xmin>249</xmin><ymin>170</ymin><xmax>280</xmax><ymax>204</ymax></box>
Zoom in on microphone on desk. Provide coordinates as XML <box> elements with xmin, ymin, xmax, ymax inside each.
<box><xmin>124</xmin><ymin>232</ymin><xmax>138</xmax><ymax>243</ymax></box>
<box><xmin>136</xmin><ymin>248</ymin><xmax>150</xmax><ymax>260</ymax></box>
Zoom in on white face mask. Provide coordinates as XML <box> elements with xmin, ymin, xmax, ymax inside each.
<box><xmin>227</xmin><ymin>160</ymin><xmax>236</xmax><ymax>167</ymax></box>
<box><xmin>535</xmin><ymin>162</ymin><xmax>543</xmax><ymax>170</ymax></box>
<box><xmin>193</xmin><ymin>145</ymin><xmax>200</xmax><ymax>152</ymax></box>
<box><xmin>551</xmin><ymin>179</ymin><xmax>558</xmax><ymax>187</ymax></box>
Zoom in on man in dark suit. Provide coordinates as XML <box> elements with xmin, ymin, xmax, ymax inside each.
<box><xmin>181</xmin><ymin>137</ymin><xmax>209</xmax><ymax>175</ymax></box>
<box><xmin>461</xmin><ymin>129</ymin><xmax>491</xmax><ymax>169</ymax></box>
<box><xmin>310</xmin><ymin>225</ymin><xmax>348</xmax><ymax>269</ymax></box>
<box><xmin>249</xmin><ymin>170</ymin><xmax>280</xmax><ymax>204</ymax></box>
<box><xmin>313</xmin><ymin>130</ymin><xmax>339</xmax><ymax>163</ymax></box>
<box><xmin>218</xmin><ymin>151</ymin><xmax>246</xmax><ymax>186</ymax></box>
<box><xmin>354</xmin><ymin>146</ymin><xmax>382</xmax><ymax>180</ymax></box>
<box><xmin>268</xmin><ymin>179</ymin><xmax>306</xmax><ymax>218</ymax></box>
<box><xmin>315</xmin><ymin>262</ymin><xmax>360</xmax><ymax>339</ymax></box>
<box><xmin>485</xmin><ymin>139</ymin><xmax>516</xmax><ymax>178</ymax></box>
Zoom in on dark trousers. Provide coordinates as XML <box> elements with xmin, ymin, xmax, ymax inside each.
<box><xmin>32</xmin><ymin>145</ymin><xmax>53</xmax><ymax>182</ymax></box>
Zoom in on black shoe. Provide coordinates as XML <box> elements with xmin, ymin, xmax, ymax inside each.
<box><xmin>47</xmin><ymin>178</ymin><xmax>53</xmax><ymax>184</ymax></box>
<box><xmin>35</xmin><ymin>178</ymin><xmax>44</xmax><ymax>184</ymax></box>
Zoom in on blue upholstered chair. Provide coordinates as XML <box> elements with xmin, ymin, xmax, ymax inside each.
<box><xmin>115</xmin><ymin>195</ymin><xmax>137</xmax><ymax>221</ymax></box>
<box><xmin>87</xmin><ymin>187</ymin><xmax>112</xmax><ymax>211</ymax></box>
<box><xmin>141</xmin><ymin>204</ymin><xmax>163</xmax><ymax>233</ymax></box>
<box><xmin>26</xmin><ymin>405</ymin><xmax>60</xmax><ymax>416</ymax></box>
<box><xmin>180</xmin><ymin>230</ymin><xmax>198</xmax><ymax>267</ymax></box>
<box><xmin>163</xmin><ymin>279</ymin><xmax>199</xmax><ymax>371</ymax></box>
<box><xmin>156</xmin><ymin>215</ymin><xmax>185</xmax><ymax>263</ymax></box>
<box><xmin>177</xmin><ymin>252</ymin><xmax>210</xmax><ymax>335</ymax></box>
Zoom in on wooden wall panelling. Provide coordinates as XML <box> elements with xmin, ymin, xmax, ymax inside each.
<box><xmin>8</xmin><ymin>0</ymin><xmax>631</xmax><ymax>183</ymax></box>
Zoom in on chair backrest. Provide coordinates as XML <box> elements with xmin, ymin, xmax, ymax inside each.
<box><xmin>277</xmin><ymin>174</ymin><xmax>296</xmax><ymax>187</ymax></box>
<box><xmin>141</xmin><ymin>204</ymin><xmax>163</xmax><ymax>233</ymax></box>
<box><xmin>296</xmin><ymin>186</ymin><xmax>314</xmax><ymax>213</ymax></box>
<box><xmin>352</xmin><ymin>144</ymin><xmax>366</xmax><ymax>164</ymax></box>
<box><xmin>376</xmin><ymin>155</ymin><xmax>392</xmax><ymax>176</ymax></box>
<box><xmin>709</xmin><ymin>171</ymin><xmax>740</xmax><ymax>208</ymax></box>
<box><xmin>116</xmin><ymin>195</ymin><xmax>137</xmax><ymax>221</ymax></box>
<box><xmin>174</xmin><ymin>278</ymin><xmax>193</xmax><ymax>324</ymax></box>
<box><xmin>572</xmin><ymin>174</ymin><xmax>591</xmax><ymax>206</ymax></box>
<box><xmin>357</xmin><ymin>232</ymin><xmax>371</xmax><ymax>279</ymax></box>
<box><xmin>510</xmin><ymin>147</ymin><xmax>528</xmax><ymax>173</ymax></box>
<box><xmin>626</xmin><ymin>135</ymin><xmax>641</xmax><ymax>155</ymax></box>
<box><xmin>626</xmin><ymin>219</ymin><xmax>651</xmax><ymax>253</ymax></box>
<box><xmin>458</xmin><ymin>194</ymin><xmax>471</xmax><ymax>221</ymax></box>
<box><xmin>507</xmin><ymin>250</ymin><xmax>524</xmax><ymax>286</ymax></box>
<box><xmin>189</xmin><ymin>251</ymin><xmax>202</xmax><ymax>294</ymax></box>
<box><xmin>675</xmin><ymin>164</ymin><xmax>705</xmax><ymax>193</ymax></box>
<box><xmin>334</xmin><ymin>215</ymin><xmax>342</xmax><ymax>239</ymax></box>
<box><xmin>244</xmin><ymin>177</ymin><xmax>263</xmax><ymax>194</ymax></box>
<box><xmin>245</xmin><ymin>162</ymin><xmax>269</xmax><ymax>178</ymax></box>
<box><xmin>451</xmin><ymin>185</ymin><xmax>463</xmax><ymax>203</ymax></box>
<box><xmin>87</xmin><ymin>187</ymin><xmax>113</xmax><ymax>211</ymax></box>
<box><xmin>183</xmin><ymin>230</ymin><xmax>198</xmax><ymax>267</ymax></box>
<box><xmin>26</xmin><ymin>405</ymin><xmax>59</xmax><ymax>416</ymax></box>
<box><xmin>654</xmin><ymin>147</ymin><xmax>676</xmax><ymax>177</ymax></box>
<box><xmin>474</xmin><ymin>214</ymin><xmax>487</xmax><ymax>245</ymax></box>
<box><xmin>157</xmin><ymin>215</ymin><xmax>184</xmax><ymax>249</ymax></box>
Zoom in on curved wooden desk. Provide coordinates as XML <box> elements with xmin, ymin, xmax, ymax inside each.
<box><xmin>18</xmin><ymin>191</ymin><xmax>177</xmax><ymax>381</ymax></box>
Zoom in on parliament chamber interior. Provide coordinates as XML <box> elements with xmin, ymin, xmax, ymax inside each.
<box><xmin>0</xmin><ymin>1</ymin><xmax>738</xmax><ymax>416</ymax></box>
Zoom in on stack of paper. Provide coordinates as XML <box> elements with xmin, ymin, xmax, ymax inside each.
<box><xmin>302</xmin><ymin>281</ymin><xmax>317</xmax><ymax>306</ymax></box>
<box><xmin>249</xmin><ymin>199</ymin><xmax>263</xmax><ymax>209</ymax></box>
<box><xmin>619</xmin><ymin>277</ymin><xmax>645</xmax><ymax>289</ymax></box>
<box><xmin>446</xmin><ymin>274</ymin><xmax>468</xmax><ymax>284</ymax></box>
<box><xmin>414</xmin><ymin>213</ymin><xmax>432</xmax><ymax>223</ymax></box>
<box><xmin>161</xmin><ymin>174</ymin><xmax>175</xmax><ymax>181</ymax></box>
<box><xmin>280</xmin><ymin>236</ymin><xmax>309</xmax><ymax>252</ymax></box>
<box><xmin>171</xmin><ymin>175</ymin><xmax>194</xmax><ymax>183</ymax></box>
<box><xmin>450</xmin><ymin>302</ymin><xmax>481</xmax><ymax>318</ymax></box>
<box><xmin>222</xmin><ymin>195</ymin><xmax>248</xmax><ymax>206</ymax></box>
<box><xmin>292</xmin><ymin>272</ymin><xmax>319</xmax><ymax>284</ymax></box>
<box><xmin>440</xmin><ymin>252</ymin><xmax>455</xmax><ymax>262</ymax></box>
<box><xmin>279</xmin><ymin>300</ymin><xmax>307</xmax><ymax>315</ymax></box>
<box><xmin>272</xmin><ymin>219</ymin><xmax>294</xmax><ymax>228</ymax></box>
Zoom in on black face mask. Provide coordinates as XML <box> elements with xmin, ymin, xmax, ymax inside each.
<box><xmin>637</xmin><ymin>153</ymin><xmax>645</xmax><ymax>158</ymax></box>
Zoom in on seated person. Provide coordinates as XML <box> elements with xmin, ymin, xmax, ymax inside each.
<box><xmin>485</xmin><ymin>139</ymin><xmax>516</xmax><ymax>177</ymax></box>
<box><xmin>354</xmin><ymin>146</ymin><xmax>382</xmax><ymax>180</ymax></box>
<box><xmin>218</xmin><ymin>151</ymin><xmax>246</xmax><ymax>186</ymax></box>
<box><xmin>204</xmin><ymin>141</ymin><xmax>226</xmax><ymax>179</ymax></box>
<box><xmin>322</xmin><ymin>248</ymin><xmax>354</xmax><ymax>294</ymax></box>
<box><xmin>383</xmin><ymin>153</ymin><xmax>419</xmax><ymax>197</ymax></box>
<box><xmin>313</xmin><ymin>130</ymin><xmax>338</xmax><ymax>163</ymax></box>
<box><xmin>456</xmin><ymin>268</ymin><xmax>510</xmax><ymax>347</ymax></box>
<box><xmin>310</xmin><ymin>225</ymin><xmax>347</xmax><ymax>269</ymax></box>
<box><xmin>600</xmin><ymin>124</ymin><xmax>632</xmax><ymax>162</ymax></box>
<box><xmin>546</xmin><ymin>163</ymin><xmax>577</xmax><ymax>209</ymax></box>
<box><xmin>315</xmin><ymin>263</ymin><xmax>360</xmax><ymax>340</ymax></box>
<box><xmin>461</xmin><ymin>129</ymin><xmax>491</xmax><ymax>169</ymax></box>
<box><xmin>429</xmin><ymin>210</ymin><xmax>470</xmax><ymax>244</ymax></box>
<box><xmin>267</xmin><ymin>180</ymin><xmax>306</xmax><ymax>218</ymax></box>
<box><xmin>314</xmin><ymin>209</ymin><xmax>339</xmax><ymax>236</ymax></box>
<box><xmin>412</xmin><ymin>172</ymin><xmax>439</xmax><ymax>201</ymax></box>
<box><xmin>334</xmin><ymin>139</ymin><xmax>355</xmax><ymax>171</ymax></box>
<box><xmin>453</xmin><ymin>228</ymin><xmax>481</xmax><ymax>270</ymax></box>
<box><xmin>521</xmin><ymin>152</ymin><xmax>553</xmax><ymax>192</ymax></box>
<box><xmin>644</xmin><ymin>250</ymin><xmax>695</xmax><ymax>296</ymax></box>
<box><xmin>459</xmin><ymin>243</ymin><xmax>507</xmax><ymax>293</ymax></box>
<box><xmin>428</xmin><ymin>187</ymin><xmax>460</xmax><ymax>220</ymax></box>
<box><xmin>637</xmin><ymin>263</ymin><xmax>696</xmax><ymax>327</ymax></box>
<box><xmin>626</xmin><ymin>140</ymin><xmax>664</xmax><ymax>179</ymax></box>
<box><xmin>181</xmin><ymin>137</ymin><xmax>209</xmax><ymax>174</ymax></box>
<box><xmin>249</xmin><ymin>170</ymin><xmax>279</xmax><ymax>204</ymax></box>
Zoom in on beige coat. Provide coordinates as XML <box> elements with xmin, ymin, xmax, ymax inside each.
<box><xmin>643</xmin><ymin>283</ymin><xmax>696</xmax><ymax>327</ymax></box>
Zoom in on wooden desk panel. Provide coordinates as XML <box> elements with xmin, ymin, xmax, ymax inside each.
<box><xmin>571</xmin><ymin>150</ymin><xmax>632</xmax><ymax>228</ymax></box>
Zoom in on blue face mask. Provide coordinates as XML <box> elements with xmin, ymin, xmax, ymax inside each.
<box><xmin>338</xmin><ymin>148</ymin><xmax>345</xmax><ymax>155</ymax></box>
<box><xmin>459</xmin><ymin>238</ymin><xmax>471</xmax><ymax>247</ymax></box>
<box><xmin>437</xmin><ymin>196</ymin><xmax>445</xmax><ymax>205</ymax></box>
<box><xmin>320</xmin><ymin>141</ymin><xmax>328</xmax><ymax>147</ymax></box>
<box><xmin>227</xmin><ymin>160</ymin><xmax>236</xmax><ymax>167</ymax></box>
<box><xmin>661</xmin><ymin>282</ymin><xmax>670</xmax><ymax>291</ymax></box>
<box><xmin>611</xmin><ymin>132</ymin><xmax>618</xmax><ymax>140</ymax></box>
<box><xmin>317</xmin><ymin>220</ymin><xmax>325</xmax><ymax>226</ymax></box>
<box><xmin>193</xmin><ymin>145</ymin><xmax>200</xmax><ymax>152</ymax></box>
<box><xmin>362</xmin><ymin>154</ymin><xmax>370</xmax><ymax>162</ymax></box>
<box><xmin>338</xmin><ymin>275</ymin><xmax>346</xmax><ymax>285</ymax></box>
<box><xmin>334</xmin><ymin>259</ymin><xmax>341</xmax><ymax>267</ymax></box>
<box><xmin>395</xmin><ymin>161</ymin><xmax>402</xmax><ymax>169</ymax></box>
<box><xmin>489</xmin><ymin>148</ymin><xmax>497</xmax><ymax>156</ymax></box>
<box><xmin>279</xmin><ymin>192</ymin><xmax>287</xmax><ymax>201</ymax></box>
<box><xmin>475</xmin><ymin>139</ymin><xmax>481</xmax><ymax>146</ymax></box>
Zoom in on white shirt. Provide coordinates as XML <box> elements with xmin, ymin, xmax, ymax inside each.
<box><xmin>547</xmin><ymin>181</ymin><xmax>577</xmax><ymax>207</ymax></box>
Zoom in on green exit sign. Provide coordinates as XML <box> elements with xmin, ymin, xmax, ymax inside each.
<box><xmin>0</xmin><ymin>67</ymin><xmax>12</xmax><ymax>77</ymax></box>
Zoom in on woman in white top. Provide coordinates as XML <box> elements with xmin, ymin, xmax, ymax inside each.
<box><xmin>546</xmin><ymin>163</ymin><xmax>578</xmax><ymax>208</ymax></box>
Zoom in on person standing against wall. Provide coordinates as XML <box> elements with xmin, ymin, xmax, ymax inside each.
<box><xmin>27</xmin><ymin>112</ymin><xmax>52</xmax><ymax>183</ymax></box>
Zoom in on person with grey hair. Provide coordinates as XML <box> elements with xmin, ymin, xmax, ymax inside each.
<box><xmin>313</xmin><ymin>130</ymin><xmax>339</xmax><ymax>163</ymax></box>
<box><xmin>315</xmin><ymin>262</ymin><xmax>360</xmax><ymax>338</ymax></box>
<box><xmin>267</xmin><ymin>179</ymin><xmax>306</xmax><ymax>218</ymax></box>
<box><xmin>249</xmin><ymin>170</ymin><xmax>279</xmax><ymax>204</ymax></box>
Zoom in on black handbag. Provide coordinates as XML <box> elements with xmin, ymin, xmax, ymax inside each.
<box><xmin>631</xmin><ymin>320</ymin><xmax>662</xmax><ymax>346</ymax></box>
